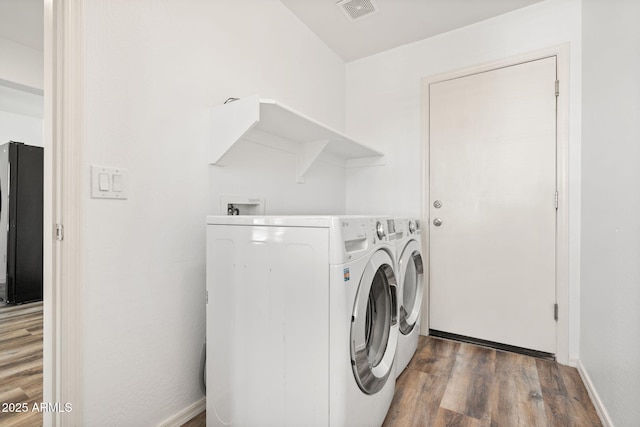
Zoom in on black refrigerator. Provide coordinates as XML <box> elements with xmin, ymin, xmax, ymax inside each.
<box><xmin>0</xmin><ymin>141</ymin><xmax>43</xmax><ymax>305</ymax></box>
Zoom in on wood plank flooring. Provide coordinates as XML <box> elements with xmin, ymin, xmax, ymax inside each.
<box><xmin>383</xmin><ymin>336</ymin><xmax>602</xmax><ymax>427</ymax></box>
<box><xmin>183</xmin><ymin>336</ymin><xmax>602</xmax><ymax>427</ymax></box>
<box><xmin>0</xmin><ymin>302</ymin><xmax>43</xmax><ymax>427</ymax></box>
<box><xmin>2</xmin><ymin>309</ymin><xmax>597</xmax><ymax>427</ymax></box>
<box><xmin>182</xmin><ymin>410</ymin><xmax>206</xmax><ymax>427</ymax></box>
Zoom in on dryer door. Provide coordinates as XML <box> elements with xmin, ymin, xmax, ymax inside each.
<box><xmin>399</xmin><ymin>240</ymin><xmax>424</xmax><ymax>335</ymax></box>
<box><xmin>351</xmin><ymin>249</ymin><xmax>398</xmax><ymax>395</ymax></box>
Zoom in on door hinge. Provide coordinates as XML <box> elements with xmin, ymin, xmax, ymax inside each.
<box><xmin>55</xmin><ymin>223</ymin><xmax>64</xmax><ymax>241</ymax></box>
<box><xmin>555</xmin><ymin>191</ymin><xmax>559</xmax><ymax>210</ymax></box>
<box><xmin>554</xmin><ymin>303</ymin><xmax>559</xmax><ymax>321</ymax></box>
<box><xmin>555</xmin><ymin>80</ymin><xmax>559</xmax><ymax>97</ymax></box>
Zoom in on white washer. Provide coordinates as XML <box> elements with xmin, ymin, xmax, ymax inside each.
<box><xmin>206</xmin><ymin>216</ymin><xmax>398</xmax><ymax>427</ymax></box>
<box><xmin>393</xmin><ymin>218</ymin><xmax>424</xmax><ymax>378</ymax></box>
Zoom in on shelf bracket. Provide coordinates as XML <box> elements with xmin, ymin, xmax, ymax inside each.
<box><xmin>210</xmin><ymin>95</ymin><xmax>260</xmax><ymax>165</ymax></box>
<box><xmin>296</xmin><ymin>139</ymin><xmax>329</xmax><ymax>183</ymax></box>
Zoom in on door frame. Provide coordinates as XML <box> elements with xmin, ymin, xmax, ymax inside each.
<box><xmin>420</xmin><ymin>45</ymin><xmax>570</xmax><ymax>364</ymax></box>
<box><xmin>43</xmin><ymin>0</ymin><xmax>84</xmax><ymax>425</ymax></box>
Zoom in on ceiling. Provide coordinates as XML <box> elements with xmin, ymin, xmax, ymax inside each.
<box><xmin>280</xmin><ymin>0</ymin><xmax>545</xmax><ymax>61</ymax></box>
<box><xmin>0</xmin><ymin>0</ymin><xmax>43</xmax><ymax>51</ymax></box>
<box><xmin>0</xmin><ymin>0</ymin><xmax>545</xmax><ymax>61</ymax></box>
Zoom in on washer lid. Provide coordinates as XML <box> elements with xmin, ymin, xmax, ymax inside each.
<box><xmin>399</xmin><ymin>240</ymin><xmax>424</xmax><ymax>335</ymax></box>
<box><xmin>350</xmin><ymin>249</ymin><xmax>398</xmax><ymax>395</ymax></box>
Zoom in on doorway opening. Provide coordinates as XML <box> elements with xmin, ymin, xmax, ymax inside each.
<box><xmin>0</xmin><ymin>1</ymin><xmax>46</xmax><ymax>425</ymax></box>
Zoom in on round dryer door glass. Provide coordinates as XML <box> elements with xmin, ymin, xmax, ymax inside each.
<box><xmin>351</xmin><ymin>249</ymin><xmax>399</xmax><ymax>395</ymax></box>
<box><xmin>365</xmin><ymin>268</ymin><xmax>392</xmax><ymax>366</ymax></box>
<box><xmin>399</xmin><ymin>241</ymin><xmax>424</xmax><ymax>335</ymax></box>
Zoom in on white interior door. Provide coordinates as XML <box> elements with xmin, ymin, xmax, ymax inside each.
<box><xmin>429</xmin><ymin>57</ymin><xmax>557</xmax><ymax>354</ymax></box>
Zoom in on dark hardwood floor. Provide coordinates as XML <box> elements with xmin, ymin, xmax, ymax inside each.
<box><xmin>184</xmin><ymin>336</ymin><xmax>602</xmax><ymax>427</ymax></box>
<box><xmin>383</xmin><ymin>336</ymin><xmax>601</xmax><ymax>427</ymax></box>
<box><xmin>0</xmin><ymin>302</ymin><xmax>43</xmax><ymax>427</ymax></box>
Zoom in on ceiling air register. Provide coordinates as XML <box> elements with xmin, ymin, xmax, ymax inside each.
<box><xmin>337</xmin><ymin>0</ymin><xmax>379</xmax><ymax>21</ymax></box>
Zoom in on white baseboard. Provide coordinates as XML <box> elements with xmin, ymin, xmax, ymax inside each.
<box><xmin>576</xmin><ymin>360</ymin><xmax>614</xmax><ymax>427</ymax></box>
<box><xmin>567</xmin><ymin>357</ymin><xmax>579</xmax><ymax>368</ymax></box>
<box><xmin>157</xmin><ymin>398</ymin><xmax>205</xmax><ymax>427</ymax></box>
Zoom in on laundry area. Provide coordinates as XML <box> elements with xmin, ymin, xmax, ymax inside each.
<box><xmin>1</xmin><ymin>0</ymin><xmax>638</xmax><ymax>426</ymax></box>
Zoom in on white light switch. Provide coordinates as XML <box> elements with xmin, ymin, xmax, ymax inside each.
<box><xmin>99</xmin><ymin>173</ymin><xmax>110</xmax><ymax>191</ymax></box>
<box><xmin>112</xmin><ymin>174</ymin><xmax>123</xmax><ymax>192</ymax></box>
<box><xmin>91</xmin><ymin>165</ymin><xmax>128</xmax><ymax>199</ymax></box>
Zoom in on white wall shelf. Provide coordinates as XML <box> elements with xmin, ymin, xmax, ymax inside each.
<box><xmin>210</xmin><ymin>95</ymin><xmax>385</xmax><ymax>183</ymax></box>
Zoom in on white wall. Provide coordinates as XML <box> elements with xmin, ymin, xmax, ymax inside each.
<box><xmin>0</xmin><ymin>38</ymin><xmax>44</xmax><ymax>146</ymax></box>
<box><xmin>0</xmin><ymin>109</ymin><xmax>43</xmax><ymax>146</ymax></box>
<box><xmin>581</xmin><ymin>0</ymin><xmax>640</xmax><ymax>425</ymax></box>
<box><xmin>345</xmin><ymin>0</ymin><xmax>582</xmax><ymax>359</ymax></box>
<box><xmin>0</xmin><ymin>85</ymin><xmax>43</xmax><ymax>146</ymax></box>
<box><xmin>0</xmin><ymin>36</ymin><xmax>43</xmax><ymax>93</ymax></box>
<box><xmin>83</xmin><ymin>0</ymin><xmax>345</xmax><ymax>425</ymax></box>
<box><xmin>0</xmin><ymin>84</ymin><xmax>43</xmax><ymax>121</ymax></box>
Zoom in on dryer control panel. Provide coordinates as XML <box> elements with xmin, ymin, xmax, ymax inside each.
<box><xmin>408</xmin><ymin>219</ymin><xmax>421</xmax><ymax>236</ymax></box>
<box><xmin>332</xmin><ymin>217</ymin><xmax>395</xmax><ymax>264</ymax></box>
<box><xmin>370</xmin><ymin>218</ymin><xmax>395</xmax><ymax>244</ymax></box>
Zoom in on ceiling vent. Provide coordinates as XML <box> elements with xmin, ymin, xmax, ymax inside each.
<box><xmin>336</xmin><ymin>0</ymin><xmax>379</xmax><ymax>21</ymax></box>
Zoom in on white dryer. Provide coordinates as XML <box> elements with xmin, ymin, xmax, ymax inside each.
<box><xmin>206</xmin><ymin>216</ymin><xmax>398</xmax><ymax>427</ymax></box>
<box><xmin>393</xmin><ymin>218</ymin><xmax>424</xmax><ymax>378</ymax></box>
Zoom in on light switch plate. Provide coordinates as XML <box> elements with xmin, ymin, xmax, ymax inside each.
<box><xmin>91</xmin><ymin>165</ymin><xmax>128</xmax><ymax>199</ymax></box>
